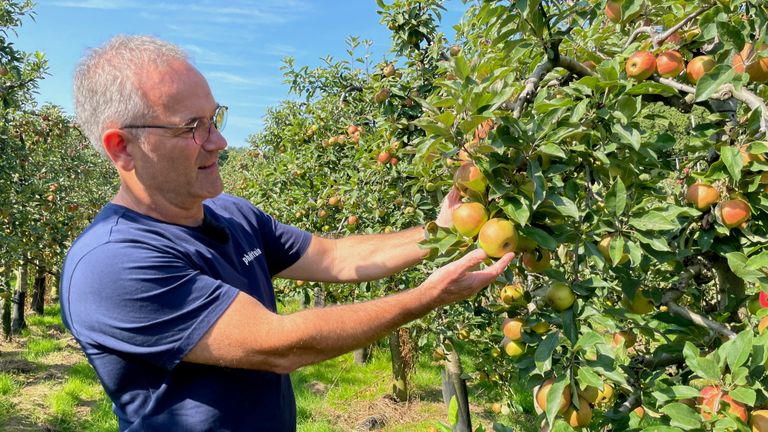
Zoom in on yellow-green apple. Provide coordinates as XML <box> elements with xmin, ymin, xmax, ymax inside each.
<box><xmin>515</xmin><ymin>235</ymin><xmax>537</xmax><ymax>253</ymax></box>
<box><xmin>759</xmin><ymin>316</ymin><xmax>768</xmax><ymax>333</ymax></box>
<box><xmin>626</xmin><ymin>51</ymin><xmax>657</xmax><ymax>80</ymax></box>
<box><xmin>613</xmin><ymin>330</ymin><xmax>637</xmax><ymax>348</ymax></box>
<box><xmin>501</xmin><ymin>337</ymin><xmax>525</xmax><ymax>357</ymax></box>
<box><xmin>535</xmin><ymin>378</ymin><xmax>572</xmax><ymax>414</ymax></box>
<box><xmin>531</xmin><ymin>321</ymin><xmax>550</xmax><ymax>334</ymax></box>
<box><xmin>453</xmin><ymin>162</ymin><xmax>488</xmax><ymax>195</ymax></box>
<box><xmin>685</xmin><ymin>182</ymin><xmax>720</xmax><ymax>210</ymax></box>
<box><xmin>383</xmin><ymin>63</ymin><xmax>396</xmax><ymax>78</ymax></box>
<box><xmin>449</xmin><ymin>45</ymin><xmax>461</xmax><ymax>57</ymax></box>
<box><xmin>374</xmin><ymin>88</ymin><xmax>391</xmax><ymax>103</ymax></box>
<box><xmin>597</xmin><ymin>234</ymin><xmax>629</xmax><ymax>265</ymax></box>
<box><xmin>752</xmin><ymin>409</ymin><xmax>768</xmax><ymax>431</ymax></box>
<box><xmin>452</xmin><ymin>202</ymin><xmax>488</xmax><ymax>237</ymax></box>
<box><xmin>545</xmin><ymin>282</ymin><xmax>576</xmax><ymax>311</ymax></box>
<box><xmin>720</xmin><ymin>199</ymin><xmax>751</xmax><ymax>228</ymax></box>
<box><xmin>522</xmin><ymin>249</ymin><xmax>551</xmax><ymax>273</ymax></box>
<box><xmin>499</xmin><ymin>283</ymin><xmax>524</xmax><ymax>305</ymax></box>
<box><xmin>478</xmin><ymin>218</ymin><xmax>518</xmax><ymax>258</ymax></box>
<box><xmin>656</xmin><ymin>50</ymin><xmax>685</xmax><ymax>78</ymax></box>
<box><xmin>687</xmin><ymin>56</ymin><xmax>715</xmax><ymax>83</ymax></box>
<box><xmin>564</xmin><ymin>397</ymin><xmax>593</xmax><ymax>428</ymax></box>
<box><xmin>502</xmin><ymin>318</ymin><xmax>524</xmax><ymax>340</ymax></box>
<box><xmin>622</xmin><ymin>290</ymin><xmax>654</xmax><ymax>314</ymax></box>
<box><xmin>580</xmin><ymin>385</ymin><xmax>600</xmax><ymax>404</ymax></box>
<box><xmin>732</xmin><ymin>43</ymin><xmax>768</xmax><ymax>83</ymax></box>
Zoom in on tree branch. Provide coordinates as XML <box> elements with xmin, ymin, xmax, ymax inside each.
<box><xmin>661</xmin><ymin>290</ymin><xmax>737</xmax><ymax>340</ymax></box>
<box><xmin>512</xmin><ymin>60</ymin><xmax>554</xmax><ymax>119</ymax></box>
<box><xmin>651</xmin><ymin>5</ymin><xmax>714</xmax><ymax>49</ymax></box>
<box><xmin>624</xmin><ymin>26</ymin><xmax>654</xmax><ymax>50</ymax></box>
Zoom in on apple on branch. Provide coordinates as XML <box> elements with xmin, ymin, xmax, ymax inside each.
<box><xmin>626</xmin><ymin>51</ymin><xmax>656</xmax><ymax>81</ymax></box>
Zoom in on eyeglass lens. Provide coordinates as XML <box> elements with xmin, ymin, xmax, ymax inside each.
<box><xmin>193</xmin><ymin>106</ymin><xmax>228</xmax><ymax>145</ymax></box>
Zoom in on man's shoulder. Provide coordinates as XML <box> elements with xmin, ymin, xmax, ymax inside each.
<box><xmin>206</xmin><ymin>193</ymin><xmax>268</xmax><ymax>223</ymax></box>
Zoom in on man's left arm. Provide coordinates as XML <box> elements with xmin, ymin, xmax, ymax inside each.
<box><xmin>277</xmin><ymin>187</ymin><xmax>460</xmax><ymax>283</ymax></box>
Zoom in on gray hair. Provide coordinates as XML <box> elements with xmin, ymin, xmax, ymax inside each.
<box><xmin>73</xmin><ymin>35</ymin><xmax>188</xmax><ymax>157</ymax></box>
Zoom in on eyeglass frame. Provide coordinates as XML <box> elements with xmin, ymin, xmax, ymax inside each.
<box><xmin>122</xmin><ymin>105</ymin><xmax>228</xmax><ymax>145</ymax></box>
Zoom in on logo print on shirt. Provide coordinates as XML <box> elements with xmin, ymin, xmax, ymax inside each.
<box><xmin>242</xmin><ymin>248</ymin><xmax>262</xmax><ymax>266</ymax></box>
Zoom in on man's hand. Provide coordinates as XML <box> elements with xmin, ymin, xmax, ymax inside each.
<box><xmin>422</xmin><ymin>248</ymin><xmax>515</xmax><ymax>306</ymax></box>
<box><xmin>435</xmin><ymin>187</ymin><xmax>462</xmax><ymax>228</ymax></box>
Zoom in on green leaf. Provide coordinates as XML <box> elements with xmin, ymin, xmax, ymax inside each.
<box><xmin>721</xmin><ymin>330</ymin><xmax>753</xmax><ymax>372</ymax></box>
<box><xmin>576</xmin><ymin>367</ymin><xmax>604</xmax><ymax>389</ymax></box>
<box><xmin>715</xmin><ymin>21</ymin><xmax>745</xmax><ymax>52</ymax></box>
<box><xmin>726</xmin><ymin>252</ymin><xmax>766</xmax><ymax>283</ymax></box>
<box><xmin>633</xmin><ymin>231</ymin><xmax>671</xmax><ymax>252</ymax></box>
<box><xmin>605</xmin><ymin>177</ymin><xmax>627</xmax><ymax>216</ymax></box>
<box><xmin>660</xmin><ymin>403</ymin><xmax>702</xmax><ymax>430</ymax></box>
<box><xmin>729</xmin><ymin>387</ymin><xmax>756</xmax><ymax>406</ymax></box>
<box><xmin>448</xmin><ymin>395</ymin><xmax>459</xmax><ymax>426</ymax></box>
<box><xmin>574</xmin><ymin>331</ymin><xmax>604</xmax><ymax>351</ymax></box>
<box><xmin>626</xmin><ymin>82</ymin><xmax>679</xmax><ymax>96</ymax></box>
<box><xmin>519</xmin><ymin>226</ymin><xmax>557</xmax><ymax>250</ymax></box>
<box><xmin>695</xmin><ymin>65</ymin><xmax>736</xmax><ymax>102</ymax></box>
<box><xmin>546</xmin><ymin>193</ymin><xmax>580</xmax><ymax>219</ymax></box>
<box><xmin>719</xmin><ymin>145</ymin><xmax>743</xmax><ymax>183</ymax></box>
<box><xmin>499</xmin><ymin>196</ymin><xmax>531</xmax><ymax>226</ymax></box>
<box><xmin>628</xmin><ymin>211</ymin><xmax>680</xmax><ymax>231</ymax></box>
<box><xmin>614</xmin><ymin>124</ymin><xmax>642</xmax><ymax>150</ymax></box>
<box><xmin>535</xmin><ymin>332</ymin><xmax>560</xmax><ymax>374</ymax></box>
<box><xmin>545</xmin><ymin>377</ymin><xmax>569</xmax><ymax>428</ymax></box>
<box><xmin>539</xmin><ymin>143</ymin><xmax>567</xmax><ymax>159</ymax></box>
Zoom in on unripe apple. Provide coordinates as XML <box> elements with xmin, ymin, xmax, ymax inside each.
<box><xmin>759</xmin><ymin>316</ymin><xmax>768</xmax><ymax>334</ymax></box>
<box><xmin>531</xmin><ymin>321</ymin><xmax>550</xmax><ymax>334</ymax></box>
<box><xmin>501</xmin><ymin>337</ymin><xmax>525</xmax><ymax>357</ymax></box>
<box><xmin>502</xmin><ymin>318</ymin><xmax>524</xmax><ymax>340</ymax></box>
<box><xmin>740</xmin><ymin>143</ymin><xmax>767</xmax><ymax>166</ymax></box>
<box><xmin>621</xmin><ymin>290</ymin><xmax>654</xmax><ymax>314</ymax></box>
<box><xmin>522</xmin><ymin>249</ymin><xmax>551</xmax><ymax>273</ymax></box>
<box><xmin>579</xmin><ymin>385</ymin><xmax>600</xmax><ymax>404</ymax></box>
<box><xmin>597</xmin><ymin>234</ymin><xmax>629</xmax><ymax>265</ymax></box>
<box><xmin>720</xmin><ymin>199</ymin><xmax>751</xmax><ymax>228</ymax></box>
<box><xmin>478</xmin><ymin>218</ymin><xmax>518</xmax><ymax>258</ymax></box>
<box><xmin>544</xmin><ymin>282</ymin><xmax>575</xmax><ymax>311</ymax></box>
<box><xmin>383</xmin><ymin>63</ymin><xmax>396</xmax><ymax>78</ymax></box>
<box><xmin>452</xmin><ymin>202</ymin><xmax>488</xmax><ymax>238</ymax></box>
<box><xmin>535</xmin><ymin>378</ymin><xmax>571</xmax><ymax>414</ymax></box>
<box><xmin>453</xmin><ymin>162</ymin><xmax>488</xmax><ymax>195</ymax></box>
<box><xmin>626</xmin><ymin>51</ymin><xmax>656</xmax><ymax>80</ymax></box>
<box><xmin>515</xmin><ymin>235</ymin><xmax>537</xmax><ymax>253</ymax></box>
<box><xmin>613</xmin><ymin>330</ymin><xmax>637</xmax><ymax>348</ymax></box>
<box><xmin>732</xmin><ymin>43</ymin><xmax>768</xmax><ymax>83</ymax></box>
<box><xmin>499</xmin><ymin>283</ymin><xmax>524</xmax><ymax>305</ymax></box>
<box><xmin>685</xmin><ymin>182</ymin><xmax>720</xmax><ymax>210</ymax></box>
<box><xmin>449</xmin><ymin>45</ymin><xmax>461</xmax><ymax>57</ymax></box>
<box><xmin>374</xmin><ymin>88</ymin><xmax>391</xmax><ymax>103</ymax></box>
<box><xmin>597</xmin><ymin>383</ymin><xmax>614</xmax><ymax>405</ymax></box>
<box><xmin>564</xmin><ymin>397</ymin><xmax>593</xmax><ymax>428</ymax></box>
<box><xmin>656</xmin><ymin>50</ymin><xmax>685</xmax><ymax>78</ymax></box>
<box><xmin>687</xmin><ymin>56</ymin><xmax>715</xmax><ymax>84</ymax></box>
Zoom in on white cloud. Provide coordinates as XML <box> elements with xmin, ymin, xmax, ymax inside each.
<box><xmin>182</xmin><ymin>44</ymin><xmax>243</xmax><ymax>66</ymax></box>
<box><xmin>207</xmin><ymin>71</ymin><xmax>275</xmax><ymax>87</ymax></box>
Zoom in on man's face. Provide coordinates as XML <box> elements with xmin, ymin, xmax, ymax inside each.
<box><xmin>130</xmin><ymin>59</ymin><xmax>227</xmax><ymax>210</ymax></box>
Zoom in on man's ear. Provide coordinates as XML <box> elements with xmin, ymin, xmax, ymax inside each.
<box><xmin>102</xmin><ymin>129</ymin><xmax>135</xmax><ymax>171</ymax></box>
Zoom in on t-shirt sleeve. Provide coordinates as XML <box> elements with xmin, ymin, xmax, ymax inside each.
<box><xmin>248</xmin><ymin>207</ymin><xmax>312</xmax><ymax>276</ymax></box>
<box><xmin>64</xmin><ymin>242</ymin><xmax>239</xmax><ymax>371</ymax></box>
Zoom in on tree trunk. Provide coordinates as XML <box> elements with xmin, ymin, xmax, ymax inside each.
<box><xmin>353</xmin><ymin>345</ymin><xmax>371</xmax><ymax>365</ymax></box>
<box><xmin>711</xmin><ymin>255</ymin><xmax>745</xmax><ymax>319</ymax></box>
<box><xmin>30</xmin><ymin>265</ymin><xmax>46</xmax><ymax>315</ymax></box>
<box><xmin>11</xmin><ymin>261</ymin><xmax>28</xmax><ymax>334</ymax></box>
<box><xmin>388</xmin><ymin>329</ymin><xmax>409</xmax><ymax>402</ymax></box>
<box><xmin>50</xmin><ymin>271</ymin><xmax>60</xmax><ymax>303</ymax></box>
<box><xmin>313</xmin><ymin>285</ymin><xmax>325</xmax><ymax>307</ymax></box>
<box><xmin>440</xmin><ymin>347</ymin><xmax>471</xmax><ymax>432</ymax></box>
<box><xmin>2</xmin><ymin>266</ymin><xmax>11</xmax><ymax>341</ymax></box>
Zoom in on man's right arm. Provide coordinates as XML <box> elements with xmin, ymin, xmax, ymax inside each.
<box><xmin>183</xmin><ymin>249</ymin><xmax>514</xmax><ymax>373</ymax></box>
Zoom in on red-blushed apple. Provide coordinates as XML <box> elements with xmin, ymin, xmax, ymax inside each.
<box><xmin>720</xmin><ymin>199</ymin><xmax>751</xmax><ymax>228</ymax></box>
<box><xmin>626</xmin><ymin>51</ymin><xmax>657</xmax><ymax>80</ymax></box>
<box><xmin>760</xmin><ymin>291</ymin><xmax>768</xmax><ymax>308</ymax></box>
<box><xmin>535</xmin><ymin>378</ymin><xmax>572</xmax><ymax>414</ymax></box>
<box><xmin>452</xmin><ymin>202</ymin><xmax>488</xmax><ymax>238</ymax></box>
<box><xmin>687</xmin><ymin>55</ymin><xmax>715</xmax><ymax>83</ymax></box>
<box><xmin>522</xmin><ymin>249</ymin><xmax>551</xmax><ymax>273</ymax></box>
<box><xmin>759</xmin><ymin>316</ymin><xmax>768</xmax><ymax>334</ymax></box>
<box><xmin>732</xmin><ymin>43</ymin><xmax>768</xmax><ymax>83</ymax></box>
<box><xmin>685</xmin><ymin>182</ymin><xmax>720</xmax><ymax>210</ymax></box>
<box><xmin>502</xmin><ymin>318</ymin><xmax>524</xmax><ymax>340</ymax></box>
<box><xmin>605</xmin><ymin>0</ymin><xmax>621</xmax><ymax>23</ymax></box>
<box><xmin>453</xmin><ymin>161</ymin><xmax>488</xmax><ymax>195</ymax></box>
<box><xmin>564</xmin><ymin>397</ymin><xmax>593</xmax><ymax>428</ymax></box>
<box><xmin>478</xmin><ymin>218</ymin><xmax>518</xmax><ymax>258</ymax></box>
<box><xmin>698</xmin><ymin>385</ymin><xmax>748</xmax><ymax>422</ymax></box>
<box><xmin>656</xmin><ymin>50</ymin><xmax>685</xmax><ymax>78</ymax></box>
<box><xmin>377</xmin><ymin>151</ymin><xmax>391</xmax><ymax>164</ymax></box>
<box><xmin>501</xmin><ymin>337</ymin><xmax>525</xmax><ymax>357</ymax></box>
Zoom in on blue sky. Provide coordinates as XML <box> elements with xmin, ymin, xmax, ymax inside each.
<box><xmin>13</xmin><ymin>1</ymin><xmax>465</xmax><ymax>148</ymax></box>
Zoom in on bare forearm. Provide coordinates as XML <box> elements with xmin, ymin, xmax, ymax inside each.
<box><xmin>331</xmin><ymin>225</ymin><xmax>427</xmax><ymax>281</ymax></box>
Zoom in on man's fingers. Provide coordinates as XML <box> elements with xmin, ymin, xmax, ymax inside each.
<box><xmin>455</xmin><ymin>248</ymin><xmax>488</xmax><ymax>271</ymax></box>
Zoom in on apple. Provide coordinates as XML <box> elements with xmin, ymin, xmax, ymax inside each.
<box><xmin>580</xmin><ymin>385</ymin><xmax>600</xmax><ymax>404</ymax></box>
<box><xmin>515</xmin><ymin>235</ymin><xmax>537</xmax><ymax>253</ymax></box>
<box><xmin>752</xmin><ymin>409</ymin><xmax>768</xmax><ymax>431</ymax></box>
<box><xmin>622</xmin><ymin>290</ymin><xmax>654</xmax><ymax>314</ymax></box>
<box><xmin>491</xmin><ymin>402</ymin><xmax>503</xmax><ymax>414</ymax></box>
<box><xmin>389</xmin><ymin>157</ymin><xmax>398</xmax><ymax>166</ymax></box>
<box><xmin>535</xmin><ymin>377</ymin><xmax>571</xmax><ymax>414</ymax></box>
<box><xmin>564</xmin><ymin>397</ymin><xmax>593</xmax><ymax>428</ymax></box>
<box><xmin>318</xmin><ymin>209</ymin><xmax>328</xmax><ymax>219</ymax></box>
<box><xmin>383</xmin><ymin>63</ymin><xmax>396</xmax><ymax>78</ymax></box>
<box><xmin>732</xmin><ymin>43</ymin><xmax>768</xmax><ymax>83</ymax></box>
<box><xmin>698</xmin><ymin>386</ymin><xmax>748</xmax><ymax>422</ymax></box>
<box><xmin>613</xmin><ymin>330</ymin><xmax>637</xmax><ymax>348</ymax></box>
<box><xmin>598</xmin><ymin>383</ymin><xmax>614</xmax><ymax>404</ymax></box>
<box><xmin>449</xmin><ymin>45</ymin><xmax>461</xmax><ymax>57</ymax></box>
<box><xmin>605</xmin><ymin>0</ymin><xmax>621</xmax><ymax>23</ymax></box>
<box><xmin>626</xmin><ymin>51</ymin><xmax>657</xmax><ymax>80</ymax></box>
<box><xmin>687</xmin><ymin>56</ymin><xmax>716</xmax><ymax>84</ymax></box>
<box><xmin>720</xmin><ymin>199</ymin><xmax>751</xmax><ymax>228</ymax></box>
<box><xmin>452</xmin><ymin>202</ymin><xmax>488</xmax><ymax>238</ymax></box>
<box><xmin>583</xmin><ymin>60</ymin><xmax>597</xmax><ymax>71</ymax></box>
<box><xmin>502</xmin><ymin>318</ymin><xmax>524</xmax><ymax>340</ymax></box>
<box><xmin>597</xmin><ymin>234</ymin><xmax>629</xmax><ymax>265</ymax></box>
<box><xmin>740</xmin><ymin>144</ymin><xmax>767</xmax><ymax>166</ymax></box>
<box><xmin>522</xmin><ymin>249</ymin><xmax>551</xmax><ymax>273</ymax></box>
<box><xmin>666</xmin><ymin>31</ymin><xmax>683</xmax><ymax>45</ymax></box>
<box><xmin>328</xmin><ymin>196</ymin><xmax>341</xmax><ymax>206</ymax></box>
<box><xmin>759</xmin><ymin>316</ymin><xmax>768</xmax><ymax>334</ymax></box>
<box><xmin>499</xmin><ymin>283</ymin><xmax>524</xmax><ymax>305</ymax></box>
<box><xmin>545</xmin><ymin>282</ymin><xmax>576</xmax><ymax>311</ymax></box>
<box><xmin>501</xmin><ymin>337</ymin><xmax>525</xmax><ymax>357</ymax></box>
<box><xmin>374</xmin><ymin>88</ymin><xmax>391</xmax><ymax>103</ymax></box>
<box><xmin>531</xmin><ymin>321</ymin><xmax>550</xmax><ymax>334</ymax></box>
<box><xmin>478</xmin><ymin>218</ymin><xmax>518</xmax><ymax>258</ymax></box>
<box><xmin>347</xmin><ymin>125</ymin><xmax>359</xmax><ymax>135</ymax></box>
<box><xmin>656</xmin><ymin>50</ymin><xmax>685</xmax><ymax>78</ymax></box>
<box><xmin>453</xmin><ymin>162</ymin><xmax>488</xmax><ymax>195</ymax></box>
<box><xmin>347</xmin><ymin>215</ymin><xmax>358</xmax><ymax>226</ymax></box>
<box><xmin>633</xmin><ymin>406</ymin><xmax>645</xmax><ymax>419</ymax></box>
<box><xmin>761</xmin><ymin>291</ymin><xmax>768</xmax><ymax>308</ymax></box>
<box><xmin>377</xmin><ymin>151</ymin><xmax>392</xmax><ymax>164</ymax></box>
<box><xmin>685</xmin><ymin>183</ymin><xmax>720</xmax><ymax>210</ymax></box>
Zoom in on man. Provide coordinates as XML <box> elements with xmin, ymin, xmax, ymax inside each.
<box><xmin>61</xmin><ymin>35</ymin><xmax>514</xmax><ymax>432</ymax></box>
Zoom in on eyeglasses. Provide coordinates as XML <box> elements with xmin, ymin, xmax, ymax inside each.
<box><xmin>122</xmin><ymin>105</ymin><xmax>228</xmax><ymax>145</ymax></box>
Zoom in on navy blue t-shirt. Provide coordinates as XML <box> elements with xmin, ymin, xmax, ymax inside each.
<box><xmin>60</xmin><ymin>194</ymin><xmax>312</xmax><ymax>431</ymax></box>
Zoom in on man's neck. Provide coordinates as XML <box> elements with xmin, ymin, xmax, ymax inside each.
<box><xmin>112</xmin><ymin>186</ymin><xmax>205</xmax><ymax>227</ymax></box>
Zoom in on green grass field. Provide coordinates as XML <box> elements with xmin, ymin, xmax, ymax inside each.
<box><xmin>0</xmin><ymin>303</ymin><xmax>526</xmax><ymax>431</ymax></box>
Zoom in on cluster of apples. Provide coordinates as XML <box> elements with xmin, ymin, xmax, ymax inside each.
<box><xmin>685</xmin><ymin>182</ymin><xmax>752</xmax><ymax>229</ymax></box>
<box><xmin>322</xmin><ymin>124</ymin><xmax>364</xmax><ymax>148</ymax></box>
<box><xmin>532</xmin><ymin>377</ymin><xmax>615</xmax><ymax>428</ymax></box>
<box><xmin>376</xmin><ymin>138</ymin><xmax>401</xmax><ymax>166</ymax></box>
